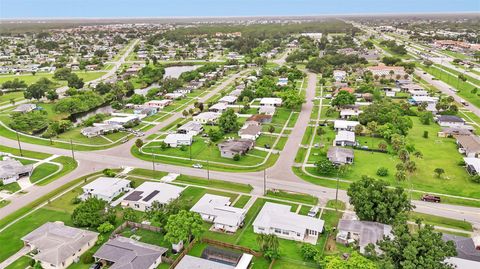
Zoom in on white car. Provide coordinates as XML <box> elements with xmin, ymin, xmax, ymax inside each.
<box><xmin>192</xmin><ymin>163</ymin><xmax>203</xmax><ymax>169</ymax></box>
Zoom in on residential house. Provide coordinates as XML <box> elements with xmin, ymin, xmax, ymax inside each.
<box><xmin>134</xmin><ymin>106</ymin><xmax>157</xmax><ymax>117</ymax></box>
<box><xmin>0</xmin><ymin>158</ymin><xmax>33</xmax><ymax>185</ymax></box>
<box><xmin>327</xmin><ymin>147</ymin><xmax>354</xmax><ymax>165</ymax></box>
<box><xmin>259</xmin><ymin>106</ymin><xmax>276</xmax><ymax>116</ymax></box>
<box><xmin>163</xmin><ymin>133</ymin><xmax>193</xmax><ymax>147</ymax></box>
<box><xmin>121</xmin><ymin>182</ymin><xmax>184</xmax><ymax>212</ymax></box>
<box><xmin>218</xmin><ymin>95</ymin><xmax>237</xmax><ymax>104</ymax></box>
<box><xmin>366</xmin><ymin>65</ymin><xmax>406</xmax><ymax>79</ymax></box>
<box><xmin>177</xmin><ymin>121</ymin><xmax>203</xmax><ymax>136</ymax></box>
<box><xmin>339</xmin><ymin>107</ymin><xmax>362</xmax><ymax>120</ymax></box>
<box><xmin>438</xmin><ymin>127</ymin><xmax>472</xmax><ymax>138</ymax></box>
<box><xmin>456</xmin><ymin>135</ymin><xmax>480</xmax><ymax>157</ymax></box>
<box><xmin>442</xmin><ymin>234</ymin><xmax>480</xmax><ymax>269</ymax></box>
<box><xmin>22</xmin><ymin>221</ymin><xmax>98</xmax><ymax>269</ymax></box>
<box><xmin>81</xmin><ymin>124</ymin><xmax>122</xmax><ymax>138</ymax></box>
<box><xmin>253</xmin><ymin>202</ymin><xmax>324</xmax><ymax>244</ymax></box>
<box><xmin>104</xmin><ymin>114</ymin><xmax>140</xmax><ymax>126</ymax></box>
<box><xmin>190</xmin><ymin>194</ymin><xmax>247</xmax><ymax>233</ymax></box>
<box><xmin>277</xmin><ymin>77</ymin><xmax>288</xmax><ymax>87</ymax></box>
<box><xmin>260</xmin><ymin>98</ymin><xmax>282</xmax><ymax>107</ymax></box>
<box><xmin>93</xmin><ymin>237</ymin><xmax>167</xmax><ymax>269</ymax></box>
<box><xmin>164</xmin><ymin>93</ymin><xmax>185</xmax><ymax>100</ymax></box>
<box><xmin>437</xmin><ymin>115</ymin><xmax>466</xmax><ymax>128</ymax></box>
<box><xmin>13</xmin><ymin>103</ymin><xmax>36</xmax><ymax>113</ymax></box>
<box><xmin>80</xmin><ymin>177</ymin><xmax>131</xmax><ymax>203</ymax></box>
<box><xmin>334</xmin><ymin>131</ymin><xmax>356</xmax><ymax>147</ymax></box>
<box><xmin>209</xmin><ymin>103</ymin><xmax>228</xmax><ymax>113</ymax></box>
<box><xmin>336</xmin><ymin>219</ymin><xmax>392</xmax><ymax>253</ymax></box>
<box><xmin>464</xmin><ymin>157</ymin><xmax>480</xmax><ymax>175</ymax></box>
<box><xmin>174</xmin><ymin>88</ymin><xmax>191</xmax><ymax>95</ymax></box>
<box><xmin>145</xmin><ymin>100</ymin><xmax>172</xmax><ymax>109</ymax></box>
<box><xmin>218</xmin><ymin>139</ymin><xmax>255</xmax><ymax>159</ymax></box>
<box><xmin>193</xmin><ymin>112</ymin><xmax>221</xmax><ymax>125</ymax></box>
<box><xmin>333</xmin><ymin>70</ymin><xmax>347</xmax><ymax>81</ymax></box>
<box><xmin>247</xmin><ymin>114</ymin><xmax>272</xmax><ymax>124</ymax></box>
<box><xmin>238</xmin><ymin>123</ymin><xmax>262</xmax><ymax>140</ymax></box>
<box><xmin>334</xmin><ymin>120</ymin><xmax>360</xmax><ymax>132</ymax></box>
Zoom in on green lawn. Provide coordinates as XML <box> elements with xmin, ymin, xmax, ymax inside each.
<box><xmin>408</xmin><ymin>212</ymin><xmax>473</xmax><ymax>232</ymax></box>
<box><xmin>0</xmin><ymin>208</ymin><xmax>72</xmax><ymax>263</ymax></box>
<box><xmin>179</xmin><ymin>186</ymin><xmax>239</xmax><ymax>210</ymax></box>
<box><xmin>0</xmin><ymin>182</ymin><xmax>20</xmax><ymax>193</ymax></box>
<box><xmin>175</xmin><ymin>175</ymin><xmax>253</xmax><ymax>193</ymax></box>
<box><xmin>127</xmin><ymin>168</ymin><xmax>169</xmax><ymax>179</ymax></box>
<box><xmin>265</xmin><ymin>190</ymin><xmax>318</xmax><ymax>205</ymax></box>
<box><xmin>0</xmin><ymin>72</ymin><xmax>106</xmax><ymax>86</ymax></box>
<box><xmin>0</xmin><ymin>91</ymin><xmax>24</xmax><ymax>106</ymax></box>
<box><xmin>30</xmin><ymin>163</ymin><xmax>60</xmax><ymax>183</ymax></box>
<box><xmin>233</xmin><ymin>195</ymin><xmax>252</xmax><ymax>208</ymax></box>
<box><xmin>5</xmin><ymin>256</ymin><xmax>32</xmax><ymax>269</ymax></box>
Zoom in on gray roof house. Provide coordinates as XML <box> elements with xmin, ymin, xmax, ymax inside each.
<box><xmin>336</xmin><ymin>219</ymin><xmax>392</xmax><ymax>253</ymax></box>
<box><xmin>238</xmin><ymin>124</ymin><xmax>261</xmax><ymax>141</ymax></box>
<box><xmin>22</xmin><ymin>221</ymin><xmax>98</xmax><ymax>269</ymax></box>
<box><xmin>443</xmin><ymin>234</ymin><xmax>480</xmax><ymax>269</ymax></box>
<box><xmin>177</xmin><ymin>121</ymin><xmax>204</xmax><ymax>136</ymax></box>
<box><xmin>0</xmin><ymin>158</ymin><xmax>33</xmax><ymax>185</ymax></box>
<box><xmin>190</xmin><ymin>194</ymin><xmax>247</xmax><ymax>233</ymax></box>
<box><xmin>13</xmin><ymin>103</ymin><xmax>36</xmax><ymax>113</ymax></box>
<box><xmin>334</xmin><ymin>131</ymin><xmax>356</xmax><ymax>147</ymax></box>
<box><xmin>327</xmin><ymin>147</ymin><xmax>354</xmax><ymax>165</ymax></box>
<box><xmin>218</xmin><ymin>139</ymin><xmax>254</xmax><ymax>159</ymax></box>
<box><xmin>93</xmin><ymin>236</ymin><xmax>167</xmax><ymax>269</ymax></box>
<box><xmin>253</xmin><ymin>202</ymin><xmax>324</xmax><ymax>244</ymax></box>
<box><xmin>456</xmin><ymin>135</ymin><xmax>480</xmax><ymax>158</ymax></box>
<box><xmin>437</xmin><ymin>115</ymin><xmax>465</xmax><ymax>127</ymax></box>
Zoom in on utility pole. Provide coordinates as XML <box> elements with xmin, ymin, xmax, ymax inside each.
<box><xmin>16</xmin><ymin>131</ymin><xmax>23</xmax><ymax>157</ymax></box>
<box><xmin>207</xmin><ymin>159</ymin><xmax>210</xmax><ymax>180</ymax></box>
<box><xmin>70</xmin><ymin>139</ymin><xmax>75</xmax><ymax>161</ymax></box>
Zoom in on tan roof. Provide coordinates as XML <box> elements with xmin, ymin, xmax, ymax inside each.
<box><xmin>456</xmin><ymin>135</ymin><xmax>480</xmax><ymax>154</ymax></box>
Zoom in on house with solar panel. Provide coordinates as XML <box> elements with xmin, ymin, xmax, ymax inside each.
<box><xmin>120</xmin><ymin>182</ymin><xmax>184</xmax><ymax>212</ymax></box>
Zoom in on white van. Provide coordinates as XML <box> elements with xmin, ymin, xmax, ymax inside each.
<box><xmin>308</xmin><ymin>206</ymin><xmax>320</xmax><ymax>217</ymax></box>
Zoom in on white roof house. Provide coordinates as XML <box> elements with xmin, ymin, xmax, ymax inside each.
<box><xmin>22</xmin><ymin>221</ymin><xmax>98</xmax><ymax>269</ymax></box>
<box><xmin>164</xmin><ymin>133</ymin><xmax>193</xmax><ymax>147</ymax></box>
<box><xmin>333</xmin><ymin>70</ymin><xmax>347</xmax><ymax>81</ymax></box>
<box><xmin>13</xmin><ymin>103</ymin><xmax>36</xmax><ymax>113</ymax></box>
<box><xmin>104</xmin><ymin>114</ymin><xmax>140</xmax><ymax>126</ymax></box>
<box><xmin>190</xmin><ymin>194</ymin><xmax>246</xmax><ymax>233</ymax></box>
<box><xmin>277</xmin><ymin>77</ymin><xmax>288</xmax><ymax>86</ymax></box>
<box><xmin>253</xmin><ymin>202</ymin><xmax>324</xmax><ymax>244</ymax></box>
<box><xmin>259</xmin><ymin>106</ymin><xmax>276</xmax><ymax>115</ymax></box>
<box><xmin>464</xmin><ymin>157</ymin><xmax>480</xmax><ymax>175</ymax></box>
<box><xmin>177</xmin><ymin>121</ymin><xmax>204</xmax><ymax>136</ymax></box>
<box><xmin>218</xmin><ymin>95</ymin><xmax>237</xmax><ymax>104</ymax></box>
<box><xmin>121</xmin><ymin>182</ymin><xmax>184</xmax><ymax>212</ymax></box>
<box><xmin>334</xmin><ymin>120</ymin><xmax>360</xmax><ymax>131</ymax></box>
<box><xmin>193</xmin><ymin>112</ymin><xmax>221</xmax><ymax>124</ymax></box>
<box><xmin>209</xmin><ymin>102</ymin><xmax>228</xmax><ymax>113</ymax></box>
<box><xmin>145</xmin><ymin>100</ymin><xmax>172</xmax><ymax>109</ymax></box>
<box><xmin>334</xmin><ymin>131</ymin><xmax>356</xmax><ymax>147</ymax></box>
<box><xmin>164</xmin><ymin>93</ymin><xmax>185</xmax><ymax>100</ymax></box>
<box><xmin>260</xmin><ymin>98</ymin><xmax>282</xmax><ymax>107</ymax></box>
<box><xmin>411</xmin><ymin>95</ymin><xmax>438</xmax><ymax>104</ymax></box>
<box><xmin>238</xmin><ymin>123</ymin><xmax>262</xmax><ymax>141</ymax></box>
<box><xmin>81</xmin><ymin>177</ymin><xmax>131</xmax><ymax>203</ymax></box>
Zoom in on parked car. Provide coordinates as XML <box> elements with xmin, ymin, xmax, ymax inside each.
<box><xmin>192</xmin><ymin>163</ymin><xmax>203</xmax><ymax>169</ymax></box>
<box><xmin>89</xmin><ymin>263</ymin><xmax>101</xmax><ymax>269</ymax></box>
<box><xmin>264</xmin><ymin>144</ymin><xmax>271</xmax><ymax>149</ymax></box>
<box><xmin>421</xmin><ymin>194</ymin><xmax>441</xmax><ymax>203</ymax></box>
<box><xmin>308</xmin><ymin>206</ymin><xmax>320</xmax><ymax>217</ymax></box>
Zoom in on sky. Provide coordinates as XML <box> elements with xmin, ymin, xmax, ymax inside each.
<box><xmin>0</xmin><ymin>0</ymin><xmax>478</xmax><ymax>19</ymax></box>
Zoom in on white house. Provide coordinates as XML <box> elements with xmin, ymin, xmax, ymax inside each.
<box><xmin>13</xmin><ymin>103</ymin><xmax>36</xmax><ymax>113</ymax></box>
<box><xmin>218</xmin><ymin>95</ymin><xmax>237</xmax><ymax>104</ymax></box>
<box><xmin>260</xmin><ymin>98</ymin><xmax>282</xmax><ymax>107</ymax></box>
<box><xmin>333</xmin><ymin>70</ymin><xmax>347</xmax><ymax>81</ymax></box>
<box><xmin>104</xmin><ymin>114</ymin><xmax>140</xmax><ymax>126</ymax></box>
<box><xmin>193</xmin><ymin>112</ymin><xmax>221</xmax><ymax>124</ymax></box>
<box><xmin>164</xmin><ymin>133</ymin><xmax>193</xmax><ymax>147</ymax></box>
<box><xmin>336</xmin><ymin>220</ymin><xmax>392</xmax><ymax>253</ymax></box>
<box><xmin>334</xmin><ymin>120</ymin><xmax>360</xmax><ymax>131</ymax></box>
<box><xmin>80</xmin><ymin>177</ymin><xmax>131</xmax><ymax>203</ymax></box>
<box><xmin>259</xmin><ymin>106</ymin><xmax>276</xmax><ymax>116</ymax></box>
<box><xmin>0</xmin><ymin>158</ymin><xmax>33</xmax><ymax>185</ymax></box>
<box><xmin>177</xmin><ymin>121</ymin><xmax>204</xmax><ymax>136</ymax></box>
<box><xmin>121</xmin><ymin>182</ymin><xmax>184</xmax><ymax>212</ymax></box>
<box><xmin>437</xmin><ymin>115</ymin><xmax>466</xmax><ymax>128</ymax></box>
<box><xmin>164</xmin><ymin>93</ymin><xmax>185</xmax><ymax>100</ymax></box>
<box><xmin>209</xmin><ymin>102</ymin><xmax>228</xmax><ymax>113</ymax></box>
<box><xmin>190</xmin><ymin>194</ymin><xmax>246</xmax><ymax>233</ymax></box>
<box><xmin>238</xmin><ymin>123</ymin><xmax>262</xmax><ymax>140</ymax></box>
<box><xmin>253</xmin><ymin>202</ymin><xmax>324</xmax><ymax>244</ymax></box>
<box><xmin>334</xmin><ymin>131</ymin><xmax>356</xmax><ymax>147</ymax></box>
<box><xmin>145</xmin><ymin>100</ymin><xmax>172</xmax><ymax>109</ymax></box>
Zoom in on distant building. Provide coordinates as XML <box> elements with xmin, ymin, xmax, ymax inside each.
<box><xmin>327</xmin><ymin>147</ymin><xmax>354</xmax><ymax>165</ymax></box>
<box><xmin>177</xmin><ymin>121</ymin><xmax>204</xmax><ymax>136</ymax></box>
<box><xmin>0</xmin><ymin>158</ymin><xmax>33</xmax><ymax>185</ymax></box>
<box><xmin>163</xmin><ymin>133</ymin><xmax>193</xmax><ymax>147</ymax></box>
<box><xmin>260</xmin><ymin>98</ymin><xmax>282</xmax><ymax>107</ymax></box>
<box><xmin>121</xmin><ymin>182</ymin><xmax>184</xmax><ymax>211</ymax></box>
<box><xmin>218</xmin><ymin>139</ymin><xmax>255</xmax><ymax>158</ymax></box>
<box><xmin>334</xmin><ymin>131</ymin><xmax>356</xmax><ymax>147</ymax></box>
<box><xmin>13</xmin><ymin>103</ymin><xmax>36</xmax><ymax>113</ymax></box>
<box><xmin>193</xmin><ymin>112</ymin><xmax>221</xmax><ymax>124</ymax></box>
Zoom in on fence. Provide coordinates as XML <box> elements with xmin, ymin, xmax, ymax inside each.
<box><xmin>169</xmin><ymin>239</ymin><xmax>197</xmax><ymax>269</ymax></box>
<box><xmin>201</xmin><ymin>238</ymin><xmax>262</xmax><ymax>257</ymax></box>
<box><xmin>111</xmin><ymin>221</ymin><xmax>162</xmax><ymax>237</ymax></box>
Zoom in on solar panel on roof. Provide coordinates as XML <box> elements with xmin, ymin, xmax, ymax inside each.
<box><xmin>143</xmin><ymin>190</ymin><xmax>160</xmax><ymax>202</ymax></box>
<box><xmin>124</xmin><ymin>191</ymin><xmax>143</xmax><ymax>201</ymax></box>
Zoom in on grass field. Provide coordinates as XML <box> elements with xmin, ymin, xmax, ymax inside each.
<box><xmin>175</xmin><ymin>175</ymin><xmax>253</xmax><ymax>193</ymax></box>
<box><xmin>30</xmin><ymin>163</ymin><xmax>60</xmax><ymax>183</ymax></box>
<box><xmin>0</xmin><ymin>91</ymin><xmax>24</xmax><ymax>106</ymax></box>
<box><xmin>0</xmin><ymin>71</ymin><xmax>107</xmax><ymax>86</ymax></box>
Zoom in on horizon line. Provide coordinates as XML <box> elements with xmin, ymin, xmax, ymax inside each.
<box><xmin>1</xmin><ymin>11</ymin><xmax>479</xmax><ymax>21</ymax></box>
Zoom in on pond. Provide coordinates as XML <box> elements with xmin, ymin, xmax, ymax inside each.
<box><xmin>69</xmin><ymin>105</ymin><xmax>113</xmax><ymax>126</ymax></box>
<box><xmin>164</xmin><ymin>65</ymin><xmax>200</xmax><ymax>79</ymax></box>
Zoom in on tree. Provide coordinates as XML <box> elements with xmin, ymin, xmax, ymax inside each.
<box><xmin>376</xmin><ymin>217</ymin><xmax>457</xmax><ymax>269</ymax></box>
<box><xmin>46</xmin><ymin>89</ymin><xmax>59</xmax><ymax>101</ymax></box>
<box><xmin>24</xmin><ymin>82</ymin><xmax>47</xmax><ymax>100</ymax></box>
<box><xmin>398</xmin><ymin>149</ymin><xmax>410</xmax><ymax>163</ymax></box>
<box><xmin>434</xmin><ymin>168</ymin><xmax>445</xmax><ymax>178</ymax></box>
<box><xmin>53</xmin><ymin>67</ymin><xmax>73</xmax><ymax>80</ymax></box>
<box><xmin>67</xmin><ymin>73</ymin><xmax>84</xmax><ymax>89</ymax></box>
<box><xmin>135</xmin><ymin>139</ymin><xmax>144</xmax><ymax>148</ymax></box>
<box><xmin>300</xmin><ymin>244</ymin><xmax>319</xmax><ymax>261</ymax></box>
<box><xmin>354</xmin><ymin>124</ymin><xmax>364</xmax><ymax>136</ymax></box>
<box><xmin>97</xmin><ymin>221</ymin><xmax>114</xmax><ymax>233</ymax></box>
<box><xmin>316</xmin><ymin>251</ymin><xmax>377</xmax><ymax>269</ymax></box>
<box><xmin>218</xmin><ymin>108</ymin><xmax>239</xmax><ymax>133</ymax></box>
<box><xmin>278</xmin><ymin>89</ymin><xmax>305</xmax><ymax>109</ymax></box>
<box><xmin>122</xmin><ymin>208</ymin><xmax>139</xmax><ymax>222</ymax></box>
<box><xmin>331</xmin><ymin>90</ymin><xmax>356</xmax><ymax>107</ymax></box>
<box><xmin>347</xmin><ymin>176</ymin><xmax>413</xmax><ymax>224</ymax></box>
<box><xmin>164</xmin><ymin>210</ymin><xmax>204</xmax><ymax>245</ymax></box>
<box><xmin>256</xmin><ymin>233</ymin><xmax>280</xmax><ymax>261</ymax></box>
<box><xmin>376</xmin><ymin>167</ymin><xmax>389</xmax><ymax>177</ymax></box>
<box><xmin>71</xmin><ymin>198</ymin><xmax>116</xmax><ymax>228</ymax></box>
<box><xmin>395</xmin><ymin>170</ymin><xmax>406</xmax><ymax>181</ymax></box>
<box><xmin>315</xmin><ymin>159</ymin><xmax>336</xmax><ymax>176</ymax></box>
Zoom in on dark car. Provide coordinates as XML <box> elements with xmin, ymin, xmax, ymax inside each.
<box><xmin>421</xmin><ymin>194</ymin><xmax>441</xmax><ymax>203</ymax></box>
<box><xmin>89</xmin><ymin>263</ymin><xmax>101</xmax><ymax>269</ymax></box>
<box><xmin>264</xmin><ymin>144</ymin><xmax>271</xmax><ymax>149</ymax></box>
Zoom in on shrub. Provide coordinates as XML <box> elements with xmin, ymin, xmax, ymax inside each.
<box><xmin>233</xmin><ymin>154</ymin><xmax>240</xmax><ymax>161</ymax></box>
<box><xmin>301</xmin><ymin>244</ymin><xmax>319</xmax><ymax>260</ymax></box>
<box><xmin>81</xmin><ymin>252</ymin><xmax>94</xmax><ymax>264</ymax></box>
<box><xmin>423</xmin><ymin>131</ymin><xmax>429</xmax><ymax>138</ymax></box>
<box><xmin>376</xmin><ymin>167</ymin><xmax>389</xmax><ymax>177</ymax></box>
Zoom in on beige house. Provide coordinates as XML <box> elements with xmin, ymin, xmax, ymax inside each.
<box><xmin>22</xmin><ymin>221</ymin><xmax>98</xmax><ymax>269</ymax></box>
